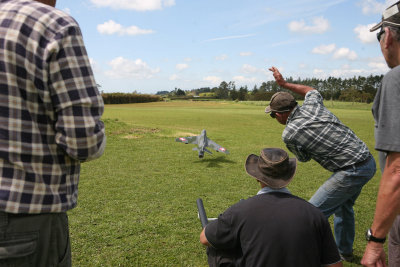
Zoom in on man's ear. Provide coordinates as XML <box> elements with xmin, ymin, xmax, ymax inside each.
<box><xmin>384</xmin><ymin>27</ymin><xmax>393</xmax><ymax>48</ymax></box>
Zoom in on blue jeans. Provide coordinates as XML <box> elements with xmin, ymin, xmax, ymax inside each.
<box><xmin>309</xmin><ymin>155</ymin><xmax>376</xmax><ymax>255</ymax></box>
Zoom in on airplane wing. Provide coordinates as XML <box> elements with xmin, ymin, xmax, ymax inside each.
<box><xmin>176</xmin><ymin>136</ymin><xmax>198</xmax><ymax>144</ymax></box>
<box><xmin>207</xmin><ymin>139</ymin><xmax>229</xmax><ymax>154</ymax></box>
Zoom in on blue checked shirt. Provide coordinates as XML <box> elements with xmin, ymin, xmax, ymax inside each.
<box><xmin>0</xmin><ymin>0</ymin><xmax>106</xmax><ymax>213</ymax></box>
<box><xmin>282</xmin><ymin>90</ymin><xmax>370</xmax><ymax>172</ymax></box>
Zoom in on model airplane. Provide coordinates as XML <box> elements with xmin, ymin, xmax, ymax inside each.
<box><xmin>175</xmin><ymin>129</ymin><xmax>229</xmax><ymax>158</ymax></box>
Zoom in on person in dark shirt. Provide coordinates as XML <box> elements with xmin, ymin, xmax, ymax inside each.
<box><xmin>200</xmin><ymin>148</ymin><xmax>342</xmax><ymax>267</ymax></box>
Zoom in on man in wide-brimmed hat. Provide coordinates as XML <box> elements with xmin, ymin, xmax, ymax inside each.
<box><xmin>200</xmin><ymin>148</ymin><xmax>342</xmax><ymax>267</ymax></box>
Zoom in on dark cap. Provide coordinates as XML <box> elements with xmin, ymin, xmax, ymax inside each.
<box><xmin>370</xmin><ymin>1</ymin><xmax>400</xmax><ymax>32</ymax></box>
<box><xmin>245</xmin><ymin>148</ymin><xmax>297</xmax><ymax>189</ymax></box>
<box><xmin>265</xmin><ymin>92</ymin><xmax>297</xmax><ymax>114</ymax></box>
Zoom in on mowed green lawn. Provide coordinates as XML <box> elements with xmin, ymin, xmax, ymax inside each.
<box><xmin>69</xmin><ymin>100</ymin><xmax>380</xmax><ymax>266</ymax></box>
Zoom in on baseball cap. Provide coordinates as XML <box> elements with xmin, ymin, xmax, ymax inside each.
<box><xmin>370</xmin><ymin>1</ymin><xmax>400</xmax><ymax>32</ymax></box>
<box><xmin>265</xmin><ymin>92</ymin><xmax>297</xmax><ymax>114</ymax></box>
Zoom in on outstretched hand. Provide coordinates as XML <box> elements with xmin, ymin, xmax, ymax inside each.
<box><xmin>269</xmin><ymin>67</ymin><xmax>286</xmax><ymax>87</ymax></box>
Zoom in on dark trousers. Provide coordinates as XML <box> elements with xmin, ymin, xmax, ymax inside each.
<box><xmin>206</xmin><ymin>247</ymin><xmax>239</xmax><ymax>267</ymax></box>
<box><xmin>0</xmin><ymin>212</ymin><xmax>71</xmax><ymax>267</ymax></box>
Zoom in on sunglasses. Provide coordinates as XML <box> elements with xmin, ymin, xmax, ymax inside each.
<box><xmin>270</xmin><ymin>112</ymin><xmax>277</xmax><ymax>118</ymax></box>
<box><xmin>377</xmin><ymin>29</ymin><xmax>385</xmax><ymax>42</ymax></box>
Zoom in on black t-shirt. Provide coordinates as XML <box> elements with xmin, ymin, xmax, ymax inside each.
<box><xmin>205</xmin><ymin>192</ymin><xmax>340</xmax><ymax>267</ymax></box>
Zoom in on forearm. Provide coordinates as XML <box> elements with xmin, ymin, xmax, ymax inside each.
<box><xmin>371</xmin><ymin>152</ymin><xmax>400</xmax><ymax>238</ymax></box>
<box><xmin>200</xmin><ymin>228</ymin><xmax>210</xmax><ymax>246</ymax></box>
<box><xmin>279</xmin><ymin>81</ymin><xmax>315</xmax><ymax>97</ymax></box>
<box><xmin>269</xmin><ymin>67</ymin><xmax>314</xmax><ymax>96</ymax></box>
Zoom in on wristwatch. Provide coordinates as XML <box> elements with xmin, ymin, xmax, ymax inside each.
<box><xmin>366</xmin><ymin>228</ymin><xmax>386</xmax><ymax>243</ymax></box>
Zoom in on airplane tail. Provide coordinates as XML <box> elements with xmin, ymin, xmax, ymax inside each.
<box><xmin>204</xmin><ymin>148</ymin><xmax>212</xmax><ymax>155</ymax></box>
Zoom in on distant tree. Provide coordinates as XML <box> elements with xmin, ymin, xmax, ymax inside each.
<box><xmin>156</xmin><ymin>91</ymin><xmax>169</xmax><ymax>95</ymax></box>
<box><xmin>251</xmin><ymin>84</ymin><xmax>258</xmax><ymax>95</ymax></box>
<box><xmin>215</xmin><ymin>81</ymin><xmax>229</xmax><ymax>99</ymax></box>
<box><xmin>238</xmin><ymin>86</ymin><xmax>248</xmax><ymax>101</ymax></box>
<box><xmin>230</xmin><ymin>88</ymin><xmax>238</xmax><ymax>100</ymax></box>
<box><xmin>176</xmin><ymin>89</ymin><xmax>185</xmax><ymax>96</ymax></box>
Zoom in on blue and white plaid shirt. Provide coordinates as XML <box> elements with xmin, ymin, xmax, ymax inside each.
<box><xmin>282</xmin><ymin>90</ymin><xmax>370</xmax><ymax>172</ymax></box>
<box><xmin>0</xmin><ymin>0</ymin><xmax>106</xmax><ymax>213</ymax></box>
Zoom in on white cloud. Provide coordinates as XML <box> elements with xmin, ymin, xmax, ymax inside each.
<box><xmin>169</xmin><ymin>74</ymin><xmax>179</xmax><ymax>81</ymax></box>
<box><xmin>104</xmin><ymin>57</ymin><xmax>160</xmax><ymax>79</ymax></box>
<box><xmin>62</xmin><ymin>8</ymin><xmax>71</xmax><ymax>14</ymax></box>
<box><xmin>357</xmin><ymin>0</ymin><xmax>388</xmax><ymax>15</ymax></box>
<box><xmin>312</xmin><ymin>44</ymin><xmax>336</xmax><ymax>54</ymax></box>
<box><xmin>216</xmin><ymin>54</ymin><xmax>228</xmax><ymax>61</ymax></box>
<box><xmin>333</xmin><ymin>48</ymin><xmax>358</xmax><ymax>60</ymax></box>
<box><xmin>240</xmin><ymin>64</ymin><xmax>269</xmax><ymax>76</ymax></box>
<box><xmin>89</xmin><ymin>58</ymin><xmax>102</xmax><ymax>75</ymax></box>
<box><xmin>97</xmin><ymin>20</ymin><xmax>154</xmax><ymax>36</ymax></box>
<box><xmin>241</xmin><ymin>64</ymin><xmax>258</xmax><ymax>74</ymax></box>
<box><xmin>313</xmin><ymin>69</ymin><xmax>324</xmax><ymax>75</ymax></box>
<box><xmin>203</xmin><ymin>34</ymin><xmax>256</xmax><ymax>42</ymax></box>
<box><xmin>269</xmin><ymin>38</ymin><xmax>302</xmax><ymax>48</ymax></box>
<box><xmin>233</xmin><ymin>76</ymin><xmax>258</xmax><ymax>84</ymax></box>
<box><xmin>310</xmin><ymin>59</ymin><xmax>388</xmax><ymax>79</ymax></box>
<box><xmin>203</xmin><ymin>76</ymin><xmax>222</xmax><ymax>86</ymax></box>
<box><xmin>288</xmin><ymin>16</ymin><xmax>329</xmax><ymax>34</ymax></box>
<box><xmin>354</xmin><ymin>24</ymin><xmax>377</xmax><ymax>43</ymax></box>
<box><xmin>312</xmin><ymin>44</ymin><xmax>358</xmax><ymax>61</ymax></box>
<box><xmin>176</xmin><ymin>63</ymin><xmax>189</xmax><ymax>71</ymax></box>
<box><xmin>240</xmin><ymin>52</ymin><xmax>252</xmax><ymax>56</ymax></box>
<box><xmin>330</xmin><ymin>66</ymin><xmax>364</xmax><ymax>77</ymax></box>
<box><xmin>90</xmin><ymin>0</ymin><xmax>175</xmax><ymax>11</ymax></box>
<box><xmin>368</xmin><ymin>57</ymin><xmax>389</xmax><ymax>72</ymax></box>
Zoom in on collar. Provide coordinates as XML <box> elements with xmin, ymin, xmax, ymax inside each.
<box><xmin>257</xmin><ymin>187</ymin><xmax>291</xmax><ymax>195</ymax></box>
<box><xmin>286</xmin><ymin>105</ymin><xmax>299</xmax><ymax>124</ymax></box>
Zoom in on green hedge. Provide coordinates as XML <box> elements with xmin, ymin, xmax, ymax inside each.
<box><xmin>102</xmin><ymin>93</ymin><xmax>162</xmax><ymax>104</ymax></box>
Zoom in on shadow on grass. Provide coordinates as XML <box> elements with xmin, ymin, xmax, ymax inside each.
<box><xmin>193</xmin><ymin>155</ymin><xmax>236</xmax><ymax>168</ymax></box>
<box><xmin>344</xmin><ymin>254</ymin><xmax>362</xmax><ymax>266</ymax></box>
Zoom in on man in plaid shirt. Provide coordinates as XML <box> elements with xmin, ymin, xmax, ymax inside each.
<box><xmin>265</xmin><ymin>67</ymin><xmax>376</xmax><ymax>262</ymax></box>
<box><xmin>0</xmin><ymin>0</ymin><xmax>106</xmax><ymax>265</ymax></box>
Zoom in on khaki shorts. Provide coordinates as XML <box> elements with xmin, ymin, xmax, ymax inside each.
<box><xmin>0</xmin><ymin>212</ymin><xmax>71</xmax><ymax>267</ymax></box>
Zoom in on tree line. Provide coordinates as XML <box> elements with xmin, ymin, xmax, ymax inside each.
<box><xmin>102</xmin><ymin>92</ymin><xmax>162</xmax><ymax>104</ymax></box>
<box><xmin>158</xmin><ymin>74</ymin><xmax>384</xmax><ymax>103</ymax></box>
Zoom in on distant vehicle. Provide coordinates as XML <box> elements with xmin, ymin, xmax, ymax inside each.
<box><xmin>175</xmin><ymin>129</ymin><xmax>229</xmax><ymax>158</ymax></box>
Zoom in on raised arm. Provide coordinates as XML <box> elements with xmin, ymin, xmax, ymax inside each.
<box><xmin>269</xmin><ymin>67</ymin><xmax>315</xmax><ymax>97</ymax></box>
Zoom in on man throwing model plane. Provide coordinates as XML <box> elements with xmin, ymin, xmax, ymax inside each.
<box><xmin>265</xmin><ymin>67</ymin><xmax>376</xmax><ymax>262</ymax></box>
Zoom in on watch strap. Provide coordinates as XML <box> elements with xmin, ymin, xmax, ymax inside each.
<box><xmin>366</xmin><ymin>228</ymin><xmax>386</xmax><ymax>243</ymax></box>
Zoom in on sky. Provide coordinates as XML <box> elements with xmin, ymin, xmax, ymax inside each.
<box><xmin>55</xmin><ymin>0</ymin><xmax>397</xmax><ymax>94</ymax></box>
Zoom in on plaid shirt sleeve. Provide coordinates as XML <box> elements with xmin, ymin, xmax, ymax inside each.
<box><xmin>285</xmin><ymin>142</ymin><xmax>312</xmax><ymax>162</ymax></box>
<box><xmin>47</xmin><ymin>19</ymin><xmax>105</xmax><ymax>162</ymax></box>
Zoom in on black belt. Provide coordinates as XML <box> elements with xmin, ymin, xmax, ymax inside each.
<box><xmin>337</xmin><ymin>154</ymin><xmax>372</xmax><ymax>171</ymax></box>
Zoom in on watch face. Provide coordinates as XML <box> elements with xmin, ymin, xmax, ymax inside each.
<box><xmin>366</xmin><ymin>229</ymin><xmax>371</xmax><ymax>240</ymax></box>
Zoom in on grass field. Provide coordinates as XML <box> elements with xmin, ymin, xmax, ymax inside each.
<box><xmin>69</xmin><ymin>100</ymin><xmax>381</xmax><ymax>266</ymax></box>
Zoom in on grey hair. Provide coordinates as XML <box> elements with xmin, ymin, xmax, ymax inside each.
<box><xmin>387</xmin><ymin>26</ymin><xmax>400</xmax><ymax>42</ymax></box>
